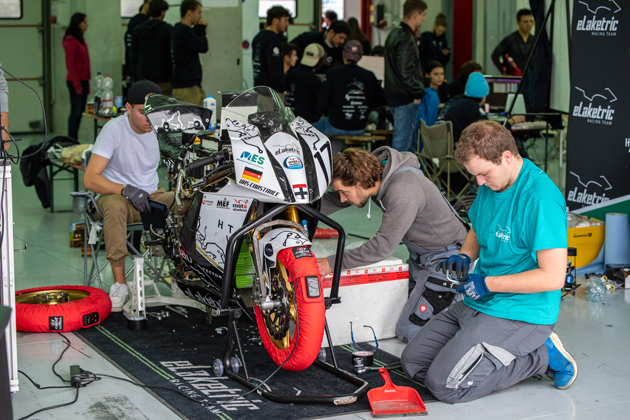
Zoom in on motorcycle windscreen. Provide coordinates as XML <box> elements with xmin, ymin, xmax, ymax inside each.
<box><xmin>181</xmin><ymin>192</ymin><xmax>253</xmax><ymax>283</ymax></box>
<box><xmin>144</xmin><ymin>94</ymin><xmax>213</xmax><ymax>163</ymax></box>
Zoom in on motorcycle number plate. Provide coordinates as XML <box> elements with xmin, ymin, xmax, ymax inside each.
<box><xmin>305</xmin><ymin>276</ymin><xmax>320</xmax><ymax>298</ymax></box>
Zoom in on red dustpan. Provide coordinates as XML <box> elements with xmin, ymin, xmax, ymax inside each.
<box><xmin>367</xmin><ymin>367</ymin><xmax>427</xmax><ymax>417</ymax></box>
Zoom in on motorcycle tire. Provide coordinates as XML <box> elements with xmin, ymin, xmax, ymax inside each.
<box><xmin>254</xmin><ymin>246</ymin><xmax>325</xmax><ymax>371</ymax></box>
<box><xmin>15</xmin><ymin>285</ymin><xmax>111</xmax><ymax>333</ymax></box>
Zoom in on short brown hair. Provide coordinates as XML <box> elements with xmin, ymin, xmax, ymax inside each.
<box><xmin>332</xmin><ymin>148</ymin><xmax>383</xmax><ymax>189</ymax></box>
<box><xmin>435</xmin><ymin>12</ymin><xmax>448</xmax><ymax>28</ymax></box>
<box><xmin>403</xmin><ymin>0</ymin><xmax>428</xmax><ymax>19</ymax></box>
<box><xmin>180</xmin><ymin>0</ymin><xmax>200</xmax><ymax>18</ymax></box>
<box><xmin>459</xmin><ymin>60</ymin><xmax>483</xmax><ymax>80</ymax></box>
<box><xmin>455</xmin><ymin>120</ymin><xmax>520</xmax><ymax>165</ymax></box>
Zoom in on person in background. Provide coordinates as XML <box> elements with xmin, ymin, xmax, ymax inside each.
<box><xmin>384</xmin><ymin>0</ymin><xmax>426</xmax><ymax>153</ymax></box>
<box><xmin>347</xmin><ymin>17</ymin><xmax>371</xmax><ymax>56</ymax></box>
<box><xmin>323</xmin><ymin>10</ymin><xmax>337</xmax><ymax>30</ymax></box>
<box><xmin>417</xmin><ymin>61</ymin><xmax>444</xmax><ymax>130</ymax></box>
<box><xmin>401</xmin><ymin>120</ymin><xmax>576</xmax><ymax>403</ymax></box>
<box><xmin>282</xmin><ymin>42</ymin><xmax>299</xmax><ymax>74</ymax></box>
<box><xmin>419</xmin><ymin>12</ymin><xmax>450</xmax><ymax>70</ymax></box>
<box><xmin>131</xmin><ymin>0</ymin><xmax>172</xmax><ymax>95</ymax></box>
<box><xmin>285</xmin><ymin>43</ymin><xmax>326</xmax><ymax>124</ymax></box>
<box><xmin>0</xmin><ymin>64</ymin><xmax>9</xmax><ymax>150</ymax></box>
<box><xmin>371</xmin><ymin>45</ymin><xmax>384</xmax><ymax>57</ymax></box>
<box><xmin>252</xmin><ymin>6</ymin><xmax>291</xmax><ymax>94</ymax></box>
<box><xmin>172</xmin><ymin>0</ymin><xmax>208</xmax><ymax>106</ymax></box>
<box><xmin>63</xmin><ymin>12</ymin><xmax>91</xmax><ymax>140</ymax></box>
<box><xmin>312</xmin><ymin>40</ymin><xmax>387</xmax><ymax>155</ymax></box>
<box><xmin>83</xmin><ymin>80</ymin><xmax>175</xmax><ymax>312</ymax></box>
<box><xmin>124</xmin><ymin>0</ymin><xmax>150</xmax><ymax>80</ymax></box>
<box><xmin>449</xmin><ymin>60</ymin><xmax>482</xmax><ymax>99</ymax></box>
<box><xmin>491</xmin><ymin>9</ymin><xmax>534</xmax><ymax>76</ymax></box>
<box><xmin>291</xmin><ymin>20</ymin><xmax>350</xmax><ymax>74</ymax></box>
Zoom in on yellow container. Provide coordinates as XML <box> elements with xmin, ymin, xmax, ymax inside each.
<box><xmin>567</xmin><ymin>218</ymin><xmax>605</xmax><ymax>268</ymax></box>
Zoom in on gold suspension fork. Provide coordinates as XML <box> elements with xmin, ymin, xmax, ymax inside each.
<box><xmin>286</xmin><ymin>206</ymin><xmax>300</xmax><ymax>224</ymax></box>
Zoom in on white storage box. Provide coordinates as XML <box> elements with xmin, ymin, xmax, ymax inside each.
<box><xmin>321</xmin><ymin>258</ymin><xmax>409</xmax><ymax>347</ymax></box>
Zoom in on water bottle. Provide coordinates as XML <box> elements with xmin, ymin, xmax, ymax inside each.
<box><xmin>92</xmin><ymin>72</ymin><xmax>104</xmax><ymax>113</ymax></box>
<box><xmin>101</xmin><ymin>75</ymin><xmax>114</xmax><ymax>114</ymax></box>
<box><xmin>203</xmin><ymin>95</ymin><xmax>217</xmax><ymax>130</ymax></box>
<box><xmin>586</xmin><ymin>278</ymin><xmax>606</xmax><ymax>303</ymax></box>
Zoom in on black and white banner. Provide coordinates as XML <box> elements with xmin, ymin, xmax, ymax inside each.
<box><xmin>565</xmin><ymin>0</ymin><xmax>630</xmax><ymax>211</ymax></box>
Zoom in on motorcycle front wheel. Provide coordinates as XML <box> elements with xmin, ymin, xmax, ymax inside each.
<box><xmin>254</xmin><ymin>246</ymin><xmax>326</xmax><ymax>371</ymax></box>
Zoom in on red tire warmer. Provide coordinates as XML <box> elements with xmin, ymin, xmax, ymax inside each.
<box><xmin>255</xmin><ymin>247</ymin><xmax>325</xmax><ymax>371</ymax></box>
<box><xmin>16</xmin><ymin>286</ymin><xmax>112</xmax><ymax>333</ymax></box>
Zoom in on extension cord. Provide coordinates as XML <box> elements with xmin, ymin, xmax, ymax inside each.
<box><xmin>70</xmin><ymin>365</ymin><xmax>82</xmax><ymax>386</ymax></box>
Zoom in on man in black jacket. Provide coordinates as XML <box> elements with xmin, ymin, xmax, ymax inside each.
<box><xmin>252</xmin><ymin>6</ymin><xmax>291</xmax><ymax>94</ymax></box>
<box><xmin>124</xmin><ymin>0</ymin><xmax>149</xmax><ymax>80</ymax></box>
<box><xmin>313</xmin><ymin>41</ymin><xmax>387</xmax><ymax>155</ymax></box>
<box><xmin>491</xmin><ymin>9</ymin><xmax>534</xmax><ymax>75</ymax></box>
<box><xmin>291</xmin><ymin>20</ymin><xmax>350</xmax><ymax>74</ymax></box>
<box><xmin>385</xmin><ymin>0</ymin><xmax>427</xmax><ymax>153</ymax></box>
<box><xmin>172</xmin><ymin>0</ymin><xmax>208</xmax><ymax>105</ymax></box>
<box><xmin>285</xmin><ymin>43</ymin><xmax>326</xmax><ymax>123</ymax></box>
<box><xmin>131</xmin><ymin>0</ymin><xmax>172</xmax><ymax>95</ymax></box>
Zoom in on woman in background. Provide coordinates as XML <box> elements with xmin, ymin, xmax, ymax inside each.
<box><xmin>346</xmin><ymin>17</ymin><xmax>371</xmax><ymax>56</ymax></box>
<box><xmin>63</xmin><ymin>13</ymin><xmax>90</xmax><ymax>140</ymax></box>
<box><xmin>419</xmin><ymin>13</ymin><xmax>450</xmax><ymax>70</ymax></box>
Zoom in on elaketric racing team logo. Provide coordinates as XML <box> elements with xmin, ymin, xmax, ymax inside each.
<box><xmin>576</xmin><ymin>0</ymin><xmax>621</xmax><ymax>36</ymax></box>
<box><xmin>572</xmin><ymin>86</ymin><xmax>616</xmax><ymax>125</ymax></box>
<box><xmin>567</xmin><ymin>171</ymin><xmax>612</xmax><ymax>206</ymax></box>
<box><xmin>495</xmin><ymin>225</ymin><xmax>511</xmax><ymax>243</ymax></box>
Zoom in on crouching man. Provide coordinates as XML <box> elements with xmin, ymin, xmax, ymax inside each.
<box><xmin>401</xmin><ymin>120</ymin><xmax>577</xmax><ymax>403</ymax></box>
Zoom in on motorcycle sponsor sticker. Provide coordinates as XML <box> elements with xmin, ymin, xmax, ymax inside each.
<box><xmin>242</xmin><ymin>167</ymin><xmax>262</xmax><ymax>183</ymax></box>
<box><xmin>283</xmin><ymin>155</ymin><xmax>303</xmax><ymax>169</ymax></box>
<box><xmin>292</xmin><ymin>246</ymin><xmax>312</xmax><ymax>259</ymax></box>
<box><xmin>232</xmin><ymin>198</ymin><xmax>248</xmax><ymax>212</ymax></box>
<box><xmin>238</xmin><ymin>178</ymin><xmax>280</xmax><ymax>197</ymax></box>
<box><xmin>238</xmin><ymin>151</ymin><xmax>265</xmax><ymax>167</ymax></box>
<box><xmin>293</xmin><ymin>184</ymin><xmax>308</xmax><ymax>200</ymax></box>
<box><xmin>49</xmin><ymin>316</ymin><xmax>63</xmax><ymax>330</ymax></box>
<box><xmin>216</xmin><ymin>198</ymin><xmax>230</xmax><ymax>209</ymax></box>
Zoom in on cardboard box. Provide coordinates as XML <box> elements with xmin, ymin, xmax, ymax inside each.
<box><xmin>321</xmin><ymin>258</ymin><xmax>409</xmax><ymax>347</ymax></box>
<box><xmin>567</xmin><ymin>218</ymin><xmax>605</xmax><ymax>268</ymax></box>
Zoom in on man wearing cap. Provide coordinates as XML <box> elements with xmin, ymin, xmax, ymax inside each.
<box><xmin>291</xmin><ymin>20</ymin><xmax>350</xmax><ymax>74</ymax></box>
<box><xmin>285</xmin><ymin>43</ymin><xmax>326</xmax><ymax>123</ymax></box>
<box><xmin>312</xmin><ymin>40</ymin><xmax>387</xmax><ymax>155</ymax></box>
<box><xmin>252</xmin><ymin>5</ymin><xmax>291</xmax><ymax>94</ymax></box>
<box><xmin>83</xmin><ymin>80</ymin><xmax>176</xmax><ymax>311</ymax></box>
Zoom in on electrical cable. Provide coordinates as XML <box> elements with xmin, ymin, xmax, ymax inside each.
<box><xmin>18</xmin><ymin>384</ymin><xmax>80</xmax><ymax>420</ymax></box>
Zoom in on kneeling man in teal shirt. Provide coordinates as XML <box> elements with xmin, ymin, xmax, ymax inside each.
<box><xmin>401</xmin><ymin>120</ymin><xmax>577</xmax><ymax>403</ymax></box>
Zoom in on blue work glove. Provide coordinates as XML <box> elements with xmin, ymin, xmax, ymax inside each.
<box><xmin>123</xmin><ymin>184</ymin><xmax>151</xmax><ymax>213</ymax></box>
<box><xmin>438</xmin><ymin>254</ymin><xmax>471</xmax><ymax>278</ymax></box>
<box><xmin>456</xmin><ymin>274</ymin><xmax>490</xmax><ymax>300</ymax></box>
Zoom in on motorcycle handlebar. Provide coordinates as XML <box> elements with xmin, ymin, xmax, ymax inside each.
<box><xmin>185</xmin><ymin>148</ymin><xmax>231</xmax><ymax>175</ymax></box>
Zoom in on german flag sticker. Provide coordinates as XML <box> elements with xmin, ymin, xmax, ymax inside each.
<box><xmin>242</xmin><ymin>167</ymin><xmax>262</xmax><ymax>183</ymax></box>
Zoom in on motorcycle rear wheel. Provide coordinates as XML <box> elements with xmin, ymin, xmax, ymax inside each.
<box><xmin>254</xmin><ymin>246</ymin><xmax>325</xmax><ymax>371</ymax></box>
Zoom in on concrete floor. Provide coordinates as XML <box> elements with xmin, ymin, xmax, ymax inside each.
<box><xmin>10</xmin><ymin>130</ymin><xmax>628</xmax><ymax>420</ymax></box>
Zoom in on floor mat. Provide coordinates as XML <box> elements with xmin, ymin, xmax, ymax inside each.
<box><xmin>75</xmin><ymin>307</ymin><xmax>435</xmax><ymax>420</ymax></box>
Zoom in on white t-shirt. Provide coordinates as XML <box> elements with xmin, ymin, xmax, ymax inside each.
<box><xmin>92</xmin><ymin>115</ymin><xmax>160</xmax><ymax>193</ymax></box>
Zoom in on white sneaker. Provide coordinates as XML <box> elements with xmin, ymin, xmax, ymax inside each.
<box><xmin>109</xmin><ymin>283</ymin><xmax>129</xmax><ymax>312</ymax></box>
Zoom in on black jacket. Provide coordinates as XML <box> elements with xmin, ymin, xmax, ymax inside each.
<box><xmin>440</xmin><ymin>95</ymin><xmax>490</xmax><ymax>143</ymax></box>
<box><xmin>418</xmin><ymin>31</ymin><xmax>450</xmax><ymax>69</ymax></box>
<box><xmin>291</xmin><ymin>31</ymin><xmax>344</xmax><ymax>74</ymax></box>
<box><xmin>491</xmin><ymin>31</ymin><xmax>534</xmax><ymax>75</ymax></box>
<box><xmin>285</xmin><ymin>65</ymin><xmax>322</xmax><ymax>123</ymax></box>
<box><xmin>252</xmin><ymin>30</ymin><xmax>285</xmax><ymax>93</ymax></box>
<box><xmin>131</xmin><ymin>19</ymin><xmax>173</xmax><ymax>83</ymax></box>
<box><xmin>172</xmin><ymin>23</ymin><xmax>208</xmax><ymax>89</ymax></box>
<box><xmin>125</xmin><ymin>13</ymin><xmax>148</xmax><ymax>77</ymax></box>
<box><xmin>384</xmin><ymin>22</ymin><xmax>424</xmax><ymax>106</ymax></box>
<box><xmin>314</xmin><ymin>64</ymin><xmax>387</xmax><ymax>131</ymax></box>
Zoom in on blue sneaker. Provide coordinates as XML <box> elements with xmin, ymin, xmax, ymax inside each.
<box><xmin>545</xmin><ymin>331</ymin><xmax>577</xmax><ymax>389</ymax></box>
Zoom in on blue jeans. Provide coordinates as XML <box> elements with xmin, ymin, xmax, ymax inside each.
<box><xmin>313</xmin><ymin>116</ymin><xmax>365</xmax><ymax>155</ymax></box>
<box><xmin>391</xmin><ymin>102</ymin><xmax>420</xmax><ymax>153</ymax></box>
<box><xmin>67</xmin><ymin>80</ymin><xmax>89</xmax><ymax>140</ymax></box>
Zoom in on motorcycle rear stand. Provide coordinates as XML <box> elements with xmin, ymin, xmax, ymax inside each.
<box><xmin>219</xmin><ymin>306</ymin><xmax>369</xmax><ymax>405</ymax></box>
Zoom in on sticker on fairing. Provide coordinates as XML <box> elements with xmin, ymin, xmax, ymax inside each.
<box><xmin>292</xmin><ymin>246</ymin><xmax>312</xmax><ymax>259</ymax></box>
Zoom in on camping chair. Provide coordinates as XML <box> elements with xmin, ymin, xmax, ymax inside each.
<box><xmin>417</xmin><ymin>119</ymin><xmax>474</xmax><ymax>200</ymax></box>
<box><xmin>70</xmin><ymin>192</ymin><xmax>171</xmax><ymax>289</ymax></box>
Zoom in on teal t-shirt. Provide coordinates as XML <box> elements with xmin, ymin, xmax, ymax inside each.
<box><xmin>466</xmin><ymin>158</ymin><xmax>567</xmax><ymax>325</ymax></box>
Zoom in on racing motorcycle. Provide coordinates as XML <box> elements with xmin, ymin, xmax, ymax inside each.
<box><xmin>143</xmin><ymin>87</ymin><xmax>366</xmax><ymax>403</ymax></box>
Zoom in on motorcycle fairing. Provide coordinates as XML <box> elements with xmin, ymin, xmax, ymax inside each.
<box><xmin>290</xmin><ymin>118</ymin><xmax>333</xmax><ymax>202</ymax></box>
<box><xmin>257</xmin><ymin>227</ymin><xmax>312</xmax><ymax>282</ymax></box>
<box><xmin>265</xmin><ymin>131</ymin><xmax>310</xmax><ymax>204</ymax></box>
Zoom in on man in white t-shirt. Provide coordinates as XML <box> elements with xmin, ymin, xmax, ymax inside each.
<box><xmin>84</xmin><ymin>80</ymin><xmax>174</xmax><ymax>311</ymax></box>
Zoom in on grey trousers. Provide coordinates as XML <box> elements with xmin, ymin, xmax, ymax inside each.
<box><xmin>401</xmin><ymin>301</ymin><xmax>553</xmax><ymax>404</ymax></box>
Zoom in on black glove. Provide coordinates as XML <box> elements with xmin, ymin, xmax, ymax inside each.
<box><xmin>123</xmin><ymin>184</ymin><xmax>151</xmax><ymax>213</ymax></box>
<box><xmin>438</xmin><ymin>254</ymin><xmax>471</xmax><ymax>279</ymax></box>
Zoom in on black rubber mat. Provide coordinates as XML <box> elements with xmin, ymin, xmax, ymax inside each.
<box><xmin>75</xmin><ymin>307</ymin><xmax>435</xmax><ymax>420</ymax></box>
